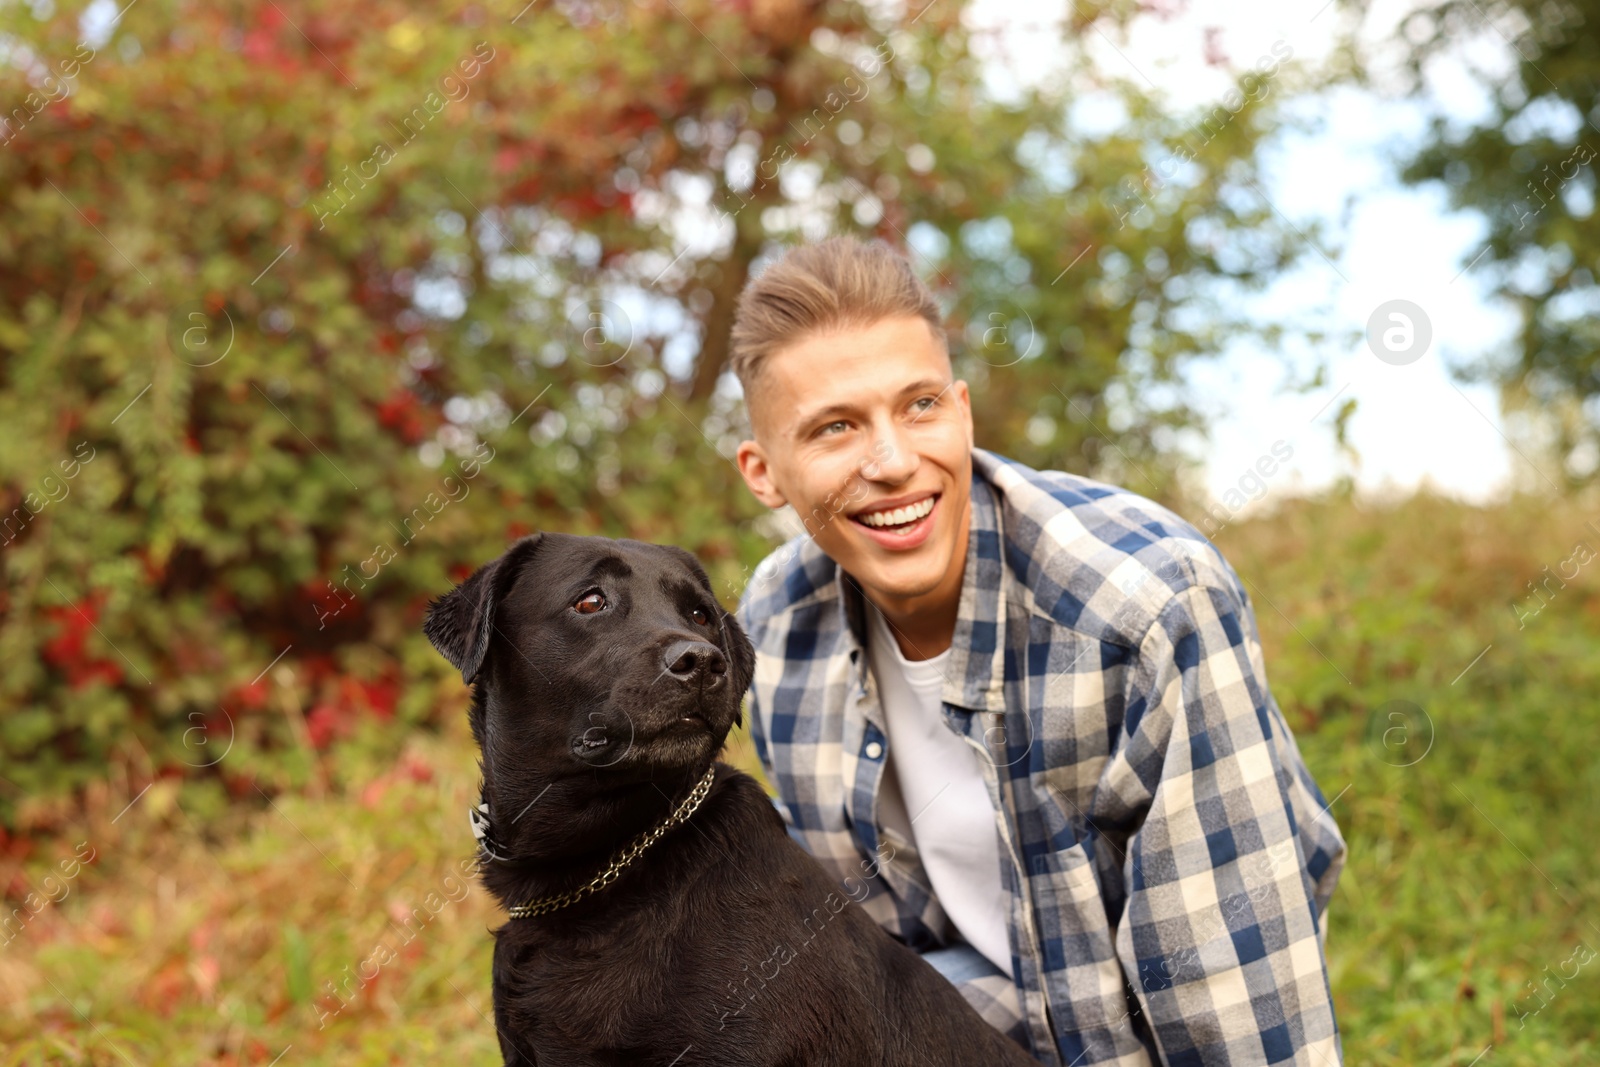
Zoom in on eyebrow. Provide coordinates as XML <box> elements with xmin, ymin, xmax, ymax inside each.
<box><xmin>563</xmin><ymin>555</ymin><xmax>633</xmax><ymax>597</ymax></box>
<box><xmin>658</xmin><ymin>570</ymin><xmax>717</xmax><ymax>611</ymax></box>
<box><xmin>789</xmin><ymin>377</ymin><xmax>951</xmax><ymax>440</ymax></box>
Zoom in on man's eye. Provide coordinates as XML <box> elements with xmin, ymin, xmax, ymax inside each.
<box><xmin>691</xmin><ymin>607</ymin><xmax>711</xmax><ymax>626</ymax></box>
<box><xmin>819</xmin><ymin>420</ymin><xmax>848</xmax><ymax>436</ymax></box>
<box><xmin>573</xmin><ymin>592</ymin><xmax>606</xmax><ymax>614</ymax></box>
<box><xmin>911</xmin><ymin>396</ymin><xmax>937</xmax><ymax>413</ymax></box>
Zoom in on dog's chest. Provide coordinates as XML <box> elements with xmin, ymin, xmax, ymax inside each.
<box><xmin>491</xmin><ymin>858</ymin><xmax>840</xmax><ymax>1059</ymax></box>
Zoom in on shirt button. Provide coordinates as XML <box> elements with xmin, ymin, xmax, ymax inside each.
<box><xmin>864</xmin><ymin>741</ymin><xmax>883</xmax><ymax>759</ymax></box>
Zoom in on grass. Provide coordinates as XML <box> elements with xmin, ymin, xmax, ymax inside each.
<box><xmin>1216</xmin><ymin>489</ymin><xmax>1600</xmax><ymax>1065</ymax></box>
<box><xmin>1</xmin><ymin>490</ymin><xmax>1595</xmax><ymax>1064</ymax></box>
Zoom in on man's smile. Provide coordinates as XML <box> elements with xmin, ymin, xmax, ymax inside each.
<box><xmin>848</xmin><ymin>491</ymin><xmax>941</xmax><ymax>548</ymax></box>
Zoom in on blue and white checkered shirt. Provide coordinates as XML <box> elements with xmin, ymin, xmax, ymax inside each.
<box><xmin>735</xmin><ymin>447</ymin><xmax>1346</xmax><ymax>1066</ymax></box>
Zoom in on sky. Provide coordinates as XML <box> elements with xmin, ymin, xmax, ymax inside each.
<box><xmin>964</xmin><ymin>0</ymin><xmax>1560</xmax><ymax>514</ymax></box>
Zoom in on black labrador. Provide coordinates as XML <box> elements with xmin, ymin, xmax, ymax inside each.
<box><xmin>423</xmin><ymin>532</ymin><xmax>1040</xmax><ymax>1066</ymax></box>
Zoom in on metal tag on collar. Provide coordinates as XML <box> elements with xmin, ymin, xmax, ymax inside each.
<box><xmin>469</xmin><ymin>784</ymin><xmax>514</xmax><ymax>862</ymax></box>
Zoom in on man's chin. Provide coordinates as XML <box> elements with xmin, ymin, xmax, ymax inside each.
<box><xmin>839</xmin><ymin>545</ymin><xmax>952</xmax><ymax>602</ymax></box>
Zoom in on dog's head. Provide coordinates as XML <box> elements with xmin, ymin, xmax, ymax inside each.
<box><xmin>423</xmin><ymin>532</ymin><xmax>755</xmax><ymax>801</ymax></box>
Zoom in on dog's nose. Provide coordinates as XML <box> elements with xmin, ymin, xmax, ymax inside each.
<box><xmin>663</xmin><ymin>639</ymin><xmax>727</xmax><ymax>683</ymax></box>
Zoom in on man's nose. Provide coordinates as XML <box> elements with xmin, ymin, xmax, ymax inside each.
<box><xmin>867</xmin><ymin>423</ymin><xmax>921</xmax><ymax>482</ymax></box>
<box><xmin>662</xmin><ymin>639</ymin><xmax>727</xmax><ymax>684</ymax></box>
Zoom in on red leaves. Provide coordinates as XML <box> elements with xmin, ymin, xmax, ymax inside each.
<box><xmin>493</xmin><ymin>147</ymin><xmax>523</xmax><ymax>175</ymax></box>
<box><xmin>0</xmin><ymin>825</ymin><xmax>35</xmax><ymax>864</ymax></box>
<box><xmin>241</xmin><ymin>3</ymin><xmax>347</xmax><ymax>84</ymax></box>
<box><xmin>358</xmin><ymin>750</ymin><xmax>434</xmax><ymax>810</ymax></box>
<box><xmin>374</xmin><ymin>388</ymin><xmax>429</xmax><ymax>445</ymax></box>
<box><xmin>303</xmin><ymin>704</ymin><xmax>341</xmax><ymax>749</ymax></box>
<box><xmin>374</xmin><ymin>390</ymin><xmax>409</xmax><ymax>424</ymax></box>
<box><xmin>354</xmin><ymin>677</ymin><xmax>399</xmax><ymax>719</ymax></box>
<box><xmin>305</xmin><ymin>671</ymin><xmax>401</xmax><ymax>749</ymax></box>
<box><xmin>41</xmin><ymin>596</ymin><xmax>123</xmax><ymax>690</ymax></box>
<box><xmin>615</xmin><ymin>107</ymin><xmax>663</xmax><ymax>138</ymax></box>
<box><xmin>553</xmin><ymin>189</ymin><xmax>610</xmax><ymax>222</ymax></box>
<box><xmin>256</xmin><ymin>3</ymin><xmax>289</xmax><ymax>30</ymax></box>
<box><xmin>241</xmin><ymin>11</ymin><xmax>293</xmax><ymax>73</ymax></box>
<box><xmin>143</xmin><ymin>959</ymin><xmax>190</xmax><ymax>1015</ymax></box>
<box><xmin>40</xmin><ymin>601</ymin><xmax>92</xmax><ymax>664</ymax></box>
<box><xmin>228</xmin><ymin>678</ymin><xmax>271</xmax><ymax>711</ymax></box>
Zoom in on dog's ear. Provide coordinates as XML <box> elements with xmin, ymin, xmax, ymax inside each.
<box><xmin>424</xmin><ymin>534</ymin><xmax>544</xmax><ymax>685</ymax></box>
<box><xmin>722</xmin><ymin>609</ymin><xmax>756</xmax><ymax>703</ymax></box>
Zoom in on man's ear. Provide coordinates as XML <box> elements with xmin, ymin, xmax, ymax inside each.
<box><xmin>423</xmin><ymin>533</ymin><xmax>544</xmax><ymax>685</ymax></box>
<box><xmin>734</xmin><ymin>438</ymin><xmax>787</xmax><ymax>510</ymax></box>
<box><xmin>954</xmin><ymin>378</ymin><xmax>974</xmax><ymax>445</ymax></box>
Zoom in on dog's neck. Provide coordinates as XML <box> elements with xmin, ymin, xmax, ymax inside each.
<box><xmin>469</xmin><ymin>762</ymin><xmax>712</xmax><ymax>911</ymax></box>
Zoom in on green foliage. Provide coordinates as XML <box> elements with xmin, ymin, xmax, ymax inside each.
<box><xmin>1383</xmin><ymin>0</ymin><xmax>1600</xmax><ymax>484</ymax></box>
<box><xmin>1217</xmin><ymin>491</ymin><xmax>1599</xmax><ymax>1064</ymax></box>
<box><xmin>0</xmin><ymin>0</ymin><xmax>1310</xmax><ymax>827</ymax></box>
<box><xmin>283</xmin><ymin>923</ymin><xmax>313</xmax><ymax>1005</ymax></box>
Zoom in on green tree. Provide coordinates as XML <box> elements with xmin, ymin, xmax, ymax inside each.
<box><xmin>0</xmin><ymin>0</ymin><xmax>1318</xmax><ymax>828</ymax></box>
<box><xmin>1377</xmin><ymin>0</ymin><xmax>1600</xmax><ymax>484</ymax></box>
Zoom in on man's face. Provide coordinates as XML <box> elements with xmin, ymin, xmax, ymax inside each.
<box><xmin>734</xmin><ymin>315</ymin><xmax>974</xmax><ymax>607</ymax></box>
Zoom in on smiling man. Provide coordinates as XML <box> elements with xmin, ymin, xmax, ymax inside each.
<box><xmin>731</xmin><ymin>236</ymin><xmax>1347</xmax><ymax>1066</ymax></box>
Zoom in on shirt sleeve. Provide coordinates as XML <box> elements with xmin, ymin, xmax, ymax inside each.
<box><xmin>1112</xmin><ymin>581</ymin><xmax>1345</xmax><ymax>1065</ymax></box>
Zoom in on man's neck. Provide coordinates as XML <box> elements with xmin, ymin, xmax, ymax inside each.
<box><xmin>860</xmin><ymin>492</ymin><xmax>972</xmax><ymax>661</ymax></box>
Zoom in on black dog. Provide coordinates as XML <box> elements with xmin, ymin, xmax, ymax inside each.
<box><xmin>424</xmin><ymin>532</ymin><xmax>1040</xmax><ymax>1066</ymax></box>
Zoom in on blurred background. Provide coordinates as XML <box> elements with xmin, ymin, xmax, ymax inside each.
<box><xmin>0</xmin><ymin>0</ymin><xmax>1596</xmax><ymax>1062</ymax></box>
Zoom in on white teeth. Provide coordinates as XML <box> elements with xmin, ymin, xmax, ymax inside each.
<box><xmin>857</xmin><ymin>496</ymin><xmax>934</xmax><ymax>529</ymax></box>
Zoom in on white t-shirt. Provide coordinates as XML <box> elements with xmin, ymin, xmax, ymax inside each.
<box><xmin>866</xmin><ymin>600</ymin><xmax>1014</xmax><ymax>981</ymax></box>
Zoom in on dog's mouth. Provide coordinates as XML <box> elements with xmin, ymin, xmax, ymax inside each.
<box><xmin>570</xmin><ymin>701</ymin><xmax>723</xmax><ymax>766</ymax></box>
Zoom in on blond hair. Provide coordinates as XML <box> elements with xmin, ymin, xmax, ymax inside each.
<box><xmin>728</xmin><ymin>235</ymin><xmax>946</xmax><ymax>413</ymax></box>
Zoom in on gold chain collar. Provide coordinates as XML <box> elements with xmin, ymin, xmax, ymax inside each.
<box><xmin>504</xmin><ymin>764</ymin><xmax>717</xmax><ymax>920</ymax></box>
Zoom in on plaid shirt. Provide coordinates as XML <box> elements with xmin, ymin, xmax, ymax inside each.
<box><xmin>735</xmin><ymin>447</ymin><xmax>1346</xmax><ymax>1066</ymax></box>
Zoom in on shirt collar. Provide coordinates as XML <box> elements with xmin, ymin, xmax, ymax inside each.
<box><xmin>835</xmin><ymin>453</ymin><xmax>1008</xmax><ymax>714</ymax></box>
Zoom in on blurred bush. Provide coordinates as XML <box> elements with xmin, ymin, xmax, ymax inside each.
<box><xmin>0</xmin><ymin>0</ymin><xmax>1317</xmax><ymax>828</ymax></box>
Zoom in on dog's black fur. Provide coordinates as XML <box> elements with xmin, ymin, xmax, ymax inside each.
<box><xmin>424</xmin><ymin>532</ymin><xmax>1040</xmax><ymax>1066</ymax></box>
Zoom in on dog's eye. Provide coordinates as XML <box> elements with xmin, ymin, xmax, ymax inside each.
<box><xmin>573</xmin><ymin>592</ymin><xmax>606</xmax><ymax>614</ymax></box>
<box><xmin>691</xmin><ymin>607</ymin><xmax>710</xmax><ymax>626</ymax></box>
